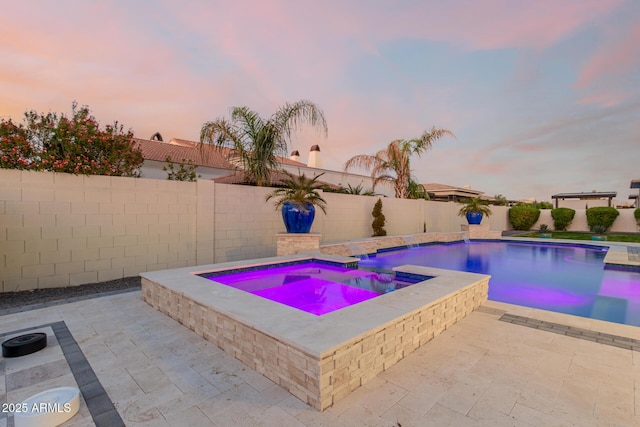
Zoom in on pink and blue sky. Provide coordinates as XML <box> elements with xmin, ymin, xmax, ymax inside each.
<box><xmin>1</xmin><ymin>0</ymin><xmax>638</xmax><ymax>202</ymax></box>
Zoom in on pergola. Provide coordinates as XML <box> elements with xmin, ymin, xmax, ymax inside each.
<box><xmin>551</xmin><ymin>191</ymin><xmax>617</xmax><ymax>208</ymax></box>
<box><xmin>631</xmin><ymin>179</ymin><xmax>640</xmax><ymax>207</ymax></box>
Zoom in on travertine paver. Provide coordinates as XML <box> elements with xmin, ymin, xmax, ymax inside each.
<box><xmin>1</xmin><ymin>292</ymin><xmax>639</xmax><ymax>426</ymax></box>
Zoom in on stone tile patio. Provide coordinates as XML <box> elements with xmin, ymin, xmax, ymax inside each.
<box><xmin>1</xmin><ymin>291</ymin><xmax>639</xmax><ymax>426</ymax></box>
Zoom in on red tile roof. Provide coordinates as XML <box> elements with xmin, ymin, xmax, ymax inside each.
<box><xmin>134</xmin><ymin>138</ymin><xmax>307</xmax><ymax>169</ymax></box>
<box><xmin>213</xmin><ymin>170</ymin><xmax>342</xmax><ymax>190</ymax></box>
<box><xmin>422</xmin><ymin>183</ymin><xmax>483</xmax><ymax>194</ymax></box>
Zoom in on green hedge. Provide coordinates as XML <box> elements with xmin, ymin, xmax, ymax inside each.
<box><xmin>509</xmin><ymin>205</ymin><xmax>541</xmax><ymax>230</ymax></box>
<box><xmin>586</xmin><ymin>207</ymin><xmax>619</xmax><ymax>232</ymax></box>
<box><xmin>550</xmin><ymin>207</ymin><xmax>575</xmax><ymax>231</ymax></box>
<box><xmin>634</xmin><ymin>207</ymin><xmax>640</xmax><ymax>225</ymax></box>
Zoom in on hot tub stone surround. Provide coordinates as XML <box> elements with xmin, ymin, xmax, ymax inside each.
<box><xmin>141</xmin><ymin>254</ymin><xmax>489</xmax><ymax>410</ymax></box>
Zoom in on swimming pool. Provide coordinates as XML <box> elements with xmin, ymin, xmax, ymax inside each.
<box><xmin>200</xmin><ymin>261</ymin><xmax>428</xmax><ymax>315</ymax></box>
<box><xmin>358</xmin><ymin>241</ymin><xmax>640</xmax><ymax>326</ymax></box>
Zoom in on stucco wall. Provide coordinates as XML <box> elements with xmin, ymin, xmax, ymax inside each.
<box><xmin>554</xmin><ymin>199</ymin><xmax>612</xmax><ymax>210</ymax></box>
<box><xmin>533</xmin><ymin>208</ymin><xmax>638</xmax><ymax>232</ymax></box>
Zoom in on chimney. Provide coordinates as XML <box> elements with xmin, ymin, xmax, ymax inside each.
<box><xmin>308</xmin><ymin>145</ymin><xmax>322</xmax><ymax>168</ymax></box>
<box><xmin>290</xmin><ymin>150</ymin><xmax>301</xmax><ymax>162</ymax></box>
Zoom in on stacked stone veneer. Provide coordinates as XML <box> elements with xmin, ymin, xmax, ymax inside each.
<box><xmin>141</xmin><ymin>274</ymin><xmax>488</xmax><ymax>410</ymax></box>
<box><xmin>320</xmin><ymin>232</ymin><xmax>468</xmax><ymax>257</ymax></box>
<box><xmin>460</xmin><ymin>224</ymin><xmax>502</xmax><ymax>240</ymax></box>
<box><xmin>276</xmin><ymin>233</ymin><xmax>321</xmax><ymax>256</ymax></box>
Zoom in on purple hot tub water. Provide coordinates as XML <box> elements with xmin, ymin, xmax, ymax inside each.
<box><xmin>201</xmin><ymin>262</ymin><xmax>425</xmax><ymax>315</ymax></box>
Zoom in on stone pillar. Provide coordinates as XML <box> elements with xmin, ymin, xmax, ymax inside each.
<box><xmin>460</xmin><ymin>224</ymin><xmax>502</xmax><ymax>239</ymax></box>
<box><xmin>276</xmin><ymin>233</ymin><xmax>321</xmax><ymax>256</ymax></box>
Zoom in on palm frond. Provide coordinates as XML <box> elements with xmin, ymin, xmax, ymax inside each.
<box><xmin>274</xmin><ymin>100</ymin><xmax>328</xmax><ymax>141</ymax></box>
<box><xmin>265</xmin><ymin>170</ymin><xmax>327</xmax><ymax>213</ymax></box>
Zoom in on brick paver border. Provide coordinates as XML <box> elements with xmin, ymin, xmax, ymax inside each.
<box><xmin>1</xmin><ymin>321</ymin><xmax>124</xmax><ymax>427</ymax></box>
<box><xmin>499</xmin><ymin>313</ymin><xmax>640</xmax><ymax>351</ymax></box>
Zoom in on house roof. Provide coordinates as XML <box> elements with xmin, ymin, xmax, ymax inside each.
<box><xmin>134</xmin><ymin>138</ymin><xmax>307</xmax><ymax>169</ymax></box>
<box><xmin>422</xmin><ymin>183</ymin><xmax>484</xmax><ymax>196</ymax></box>
<box><xmin>212</xmin><ymin>170</ymin><xmax>342</xmax><ymax>190</ymax></box>
<box><xmin>551</xmin><ymin>191</ymin><xmax>617</xmax><ymax>199</ymax></box>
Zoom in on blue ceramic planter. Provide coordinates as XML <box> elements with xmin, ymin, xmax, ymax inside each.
<box><xmin>465</xmin><ymin>211</ymin><xmax>483</xmax><ymax>225</ymax></box>
<box><xmin>282</xmin><ymin>201</ymin><xmax>315</xmax><ymax>233</ymax></box>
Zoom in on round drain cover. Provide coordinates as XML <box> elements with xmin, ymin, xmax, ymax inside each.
<box><xmin>2</xmin><ymin>333</ymin><xmax>47</xmax><ymax>358</ymax></box>
<box><xmin>14</xmin><ymin>386</ymin><xmax>80</xmax><ymax>427</ymax></box>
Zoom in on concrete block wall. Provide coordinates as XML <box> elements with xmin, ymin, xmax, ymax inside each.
<box><xmin>1</xmin><ymin>170</ymin><xmax>198</xmax><ymax>292</ymax></box>
<box><xmin>3</xmin><ymin>169</ymin><xmax>638</xmax><ymax>291</ymax></box>
<box><xmin>212</xmin><ymin>183</ymin><xmax>282</xmax><ymax>263</ymax></box>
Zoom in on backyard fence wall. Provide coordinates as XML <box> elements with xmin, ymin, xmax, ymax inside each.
<box><xmin>533</xmin><ymin>209</ymin><xmax>637</xmax><ymax>233</ymax></box>
<box><xmin>1</xmin><ymin>169</ymin><xmax>636</xmax><ymax>292</ymax></box>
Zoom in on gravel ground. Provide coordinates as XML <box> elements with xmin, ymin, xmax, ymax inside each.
<box><xmin>0</xmin><ymin>277</ymin><xmax>141</xmax><ymax>312</ymax></box>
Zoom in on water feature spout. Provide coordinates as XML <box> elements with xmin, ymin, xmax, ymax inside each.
<box><xmin>402</xmin><ymin>235</ymin><xmax>420</xmax><ymax>248</ymax></box>
<box><xmin>346</xmin><ymin>242</ymin><xmax>369</xmax><ymax>259</ymax></box>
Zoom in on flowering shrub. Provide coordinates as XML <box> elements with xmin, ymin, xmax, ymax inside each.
<box><xmin>0</xmin><ymin>102</ymin><xmax>143</xmax><ymax>176</ymax></box>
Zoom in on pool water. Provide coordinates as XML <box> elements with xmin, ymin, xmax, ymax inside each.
<box><xmin>358</xmin><ymin>241</ymin><xmax>640</xmax><ymax>326</ymax></box>
<box><xmin>201</xmin><ymin>261</ymin><xmax>426</xmax><ymax>316</ymax></box>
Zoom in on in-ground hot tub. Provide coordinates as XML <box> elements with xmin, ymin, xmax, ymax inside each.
<box><xmin>141</xmin><ymin>254</ymin><xmax>489</xmax><ymax>410</ymax></box>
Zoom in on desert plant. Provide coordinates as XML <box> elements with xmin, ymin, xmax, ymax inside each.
<box><xmin>265</xmin><ymin>171</ymin><xmax>328</xmax><ymax>233</ymax></box>
<box><xmin>591</xmin><ymin>225</ymin><xmax>607</xmax><ymax>235</ymax></box>
<box><xmin>586</xmin><ymin>207</ymin><xmax>619</xmax><ymax>232</ymax></box>
<box><xmin>265</xmin><ymin>171</ymin><xmax>327</xmax><ymax>213</ymax></box>
<box><xmin>372</xmin><ymin>199</ymin><xmax>387</xmax><ymax>236</ymax></box>
<box><xmin>508</xmin><ymin>205</ymin><xmax>541</xmax><ymax>230</ymax></box>
<box><xmin>539</xmin><ymin>224</ymin><xmax>549</xmax><ymax>232</ymax></box>
<box><xmin>458</xmin><ymin>197</ymin><xmax>492</xmax><ymax>217</ymax></box>
<box><xmin>551</xmin><ymin>208</ymin><xmax>575</xmax><ymax>231</ymax></box>
<box><xmin>342</xmin><ymin>183</ymin><xmax>375</xmax><ymax>196</ymax></box>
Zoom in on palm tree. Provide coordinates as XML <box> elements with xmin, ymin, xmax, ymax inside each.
<box><xmin>200</xmin><ymin>100</ymin><xmax>327</xmax><ymax>186</ymax></box>
<box><xmin>344</xmin><ymin>127</ymin><xmax>454</xmax><ymax>198</ymax></box>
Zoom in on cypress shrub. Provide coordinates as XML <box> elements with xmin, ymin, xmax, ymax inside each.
<box><xmin>508</xmin><ymin>205</ymin><xmax>541</xmax><ymax>230</ymax></box>
<box><xmin>372</xmin><ymin>199</ymin><xmax>387</xmax><ymax>236</ymax></box>
<box><xmin>586</xmin><ymin>207</ymin><xmax>619</xmax><ymax>231</ymax></box>
<box><xmin>635</xmin><ymin>208</ymin><xmax>640</xmax><ymax>226</ymax></box>
<box><xmin>550</xmin><ymin>207</ymin><xmax>575</xmax><ymax>231</ymax></box>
